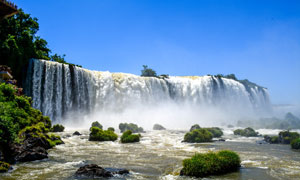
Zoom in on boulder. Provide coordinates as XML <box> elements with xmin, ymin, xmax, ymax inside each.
<box><xmin>15</xmin><ymin>146</ymin><xmax>48</xmax><ymax>162</ymax></box>
<box><xmin>73</xmin><ymin>131</ymin><xmax>82</xmax><ymax>136</ymax></box>
<box><xmin>75</xmin><ymin>164</ymin><xmax>129</xmax><ymax>178</ymax></box>
<box><xmin>153</xmin><ymin>124</ymin><xmax>166</xmax><ymax>130</ymax></box>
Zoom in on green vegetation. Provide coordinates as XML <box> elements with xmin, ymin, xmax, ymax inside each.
<box><xmin>264</xmin><ymin>135</ymin><xmax>279</xmax><ymax>144</ymax></box>
<box><xmin>234</xmin><ymin>127</ymin><xmax>258</xmax><ymax>137</ymax></box>
<box><xmin>119</xmin><ymin>123</ymin><xmax>144</xmax><ymax>133</ymax></box>
<box><xmin>264</xmin><ymin>130</ymin><xmax>300</xmax><ymax>150</ymax></box>
<box><xmin>89</xmin><ymin>127</ymin><xmax>118</xmax><ymax>142</ymax></box>
<box><xmin>18</xmin><ymin>122</ymin><xmax>63</xmax><ymax>148</ymax></box>
<box><xmin>278</xmin><ymin>130</ymin><xmax>299</xmax><ymax>144</ymax></box>
<box><xmin>141</xmin><ymin>65</ymin><xmax>157</xmax><ymax>77</ymax></box>
<box><xmin>0</xmin><ymin>83</ymin><xmax>63</xmax><ymax>166</ymax></box>
<box><xmin>180</xmin><ymin>150</ymin><xmax>240</xmax><ymax>177</ymax></box>
<box><xmin>107</xmin><ymin>127</ymin><xmax>115</xmax><ymax>132</ymax></box>
<box><xmin>188</xmin><ymin>125</ymin><xmax>223</xmax><ymax>138</ymax></box>
<box><xmin>120</xmin><ymin>130</ymin><xmax>140</xmax><ymax>143</ymax></box>
<box><xmin>51</xmin><ymin>124</ymin><xmax>65</xmax><ymax>132</ymax></box>
<box><xmin>0</xmin><ymin>9</ymin><xmax>80</xmax><ymax>87</ymax></box>
<box><xmin>183</xmin><ymin>129</ymin><xmax>213</xmax><ymax>143</ymax></box>
<box><xmin>153</xmin><ymin>124</ymin><xmax>166</xmax><ymax>130</ymax></box>
<box><xmin>90</xmin><ymin>121</ymin><xmax>103</xmax><ymax>130</ymax></box>
<box><xmin>205</xmin><ymin>127</ymin><xmax>223</xmax><ymax>138</ymax></box>
<box><xmin>0</xmin><ymin>83</ymin><xmax>51</xmax><ymax>147</ymax></box>
<box><xmin>291</xmin><ymin>138</ymin><xmax>300</xmax><ymax>150</ymax></box>
<box><xmin>0</xmin><ymin>161</ymin><xmax>10</xmax><ymax>173</ymax></box>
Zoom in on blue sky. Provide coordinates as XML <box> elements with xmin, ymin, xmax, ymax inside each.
<box><xmin>15</xmin><ymin>0</ymin><xmax>300</xmax><ymax>105</ymax></box>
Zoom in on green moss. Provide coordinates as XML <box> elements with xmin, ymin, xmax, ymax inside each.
<box><xmin>51</xmin><ymin>124</ymin><xmax>65</xmax><ymax>132</ymax></box>
<box><xmin>90</xmin><ymin>121</ymin><xmax>103</xmax><ymax>130</ymax></box>
<box><xmin>107</xmin><ymin>127</ymin><xmax>115</xmax><ymax>132</ymax></box>
<box><xmin>183</xmin><ymin>129</ymin><xmax>213</xmax><ymax>143</ymax></box>
<box><xmin>120</xmin><ymin>130</ymin><xmax>140</xmax><ymax>143</ymax></box>
<box><xmin>181</xmin><ymin>150</ymin><xmax>240</xmax><ymax>177</ymax></box>
<box><xmin>89</xmin><ymin>127</ymin><xmax>118</xmax><ymax>142</ymax></box>
<box><xmin>278</xmin><ymin>131</ymin><xmax>299</xmax><ymax>144</ymax></box>
<box><xmin>234</xmin><ymin>127</ymin><xmax>258</xmax><ymax>137</ymax></box>
<box><xmin>47</xmin><ymin>134</ymin><xmax>64</xmax><ymax>147</ymax></box>
<box><xmin>18</xmin><ymin>123</ymin><xmax>63</xmax><ymax>148</ymax></box>
<box><xmin>119</xmin><ymin>123</ymin><xmax>144</xmax><ymax>133</ymax></box>
<box><xmin>0</xmin><ymin>161</ymin><xmax>10</xmax><ymax>173</ymax></box>
<box><xmin>204</xmin><ymin>127</ymin><xmax>223</xmax><ymax>138</ymax></box>
<box><xmin>291</xmin><ymin>138</ymin><xmax>300</xmax><ymax>149</ymax></box>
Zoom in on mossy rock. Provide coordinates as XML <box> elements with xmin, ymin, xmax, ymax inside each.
<box><xmin>183</xmin><ymin>129</ymin><xmax>213</xmax><ymax>143</ymax></box>
<box><xmin>278</xmin><ymin>131</ymin><xmax>299</xmax><ymax>144</ymax></box>
<box><xmin>18</xmin><ymin>123</ymin><xmax>64</xmax><ymax>149</ymax></box>
<box><xmin>0</xmin><ymin>161</ymin><xmax>10</xmax><ymax>173</ymax></box>
<box><xmin>90</xmin><ymin>121</ymin><xmax>103</xmax><ymax>130</ymax></box>
<box><xmin>47</xmin><ymin>134</ymin><xmax>64</xmax><ymax>147</ymax></box>
<box><xmin>234</xmin><ymin>127</ymin><xmax>258</xmax><ymax>137</ymax></box>
<box><xmin>180</xmin><ymin>150</ymin><xmax>240</xmax><ymax>177</ymax></box>
<box><xmin>107</xmin><ymin>127</ymin><xmax>115</xmax><ymax>132</ymax></box>
<box><xmin>264</xmin><ymin>135</ymin><xmax>279</xmax><ymax>144</ymax></box>
<box><xmin>291</xmin><ymin>138</ymin><xmax>300</xmax><ymax>149</ymax></box>
<box><xmin>153</xmin><ymin>124</ymin><xmax>166</xmax><ymax>130</ymax></box>
<box><xmin>120</xmin><ymin>130</ymin><xmax>140</xmax><ymax>143</ymax></box>
<box><xmin>189</xmin><ymin>124</ymin><xmax>201</xmax><ymax>132</ymax></box>
<box><xmin>51</xmin><ymin>124</ymin><xmax>65</xmax><ymax>132</ymax></box>
<box><xmin>119</xmin><ymin>123</ymin><xmax>144</xmax><ymax>133</ymax></box>
<box><xmin>204</xmin><ymin>127</ymin><xmax>223</xmax><ymax>138</ymax></box>
<box><xmin>89</xmin><ymin>127</ymin><xmax>118</xmax><ymax>142</ymax></box>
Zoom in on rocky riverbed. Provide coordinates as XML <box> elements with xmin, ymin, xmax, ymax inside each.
<box><xmin>1</xmin><ymin>128</ymin><xmax>300</xmax><ymax>180</ymax></box>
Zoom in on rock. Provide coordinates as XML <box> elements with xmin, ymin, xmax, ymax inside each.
<box><xmin>256</xmin><ymin>140</ymin><xmax>268</xmax><ymax>144</ymax></box>
<box><xmin>15</xmin><ymin>146</ymin><xmax>48</xmax><ymax>162</ymax></box>
<box><xmin>73</xmin><ymin>131</ymin><xmax>82</xmax><ymax>136</ymax></box>
<box><xmin>153</xmin><ymin>124</ymin><xmax>166</xmax><ymax>130</ymax></box>
<box><xmin>9</xmin><ymin>136</ymin><xmax>52</xmax><ymax>163</ymax></box>
<box><xmin>104</xmin><ymin>167</ymin><xmax>130</xmax><ymax>175</ymax></box>
<box><xmin>75</xmin><ymin>164</ymin><xmax>129</xmax><ymax>178</ymax></box>
<box><xmin>218</xmin><ymin>138</ymin><xmax>226</xmax><ymax>141</ymax></box>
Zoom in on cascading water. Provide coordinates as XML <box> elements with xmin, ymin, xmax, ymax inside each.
<box><xmin>25</xmin><ymin>59</ymin><xmax>271</xmax><ymax>127</ymax></box>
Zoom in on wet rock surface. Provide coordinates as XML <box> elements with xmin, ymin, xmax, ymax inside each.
<box><xmin>73</xmin><ymin>131</ymin><xmax>82</xmax><ymax>136</ymax></box>
<box><xmin>75</xmin><ymin>164</ymin><xmax>129</xmax><ymax>178</ymax></box>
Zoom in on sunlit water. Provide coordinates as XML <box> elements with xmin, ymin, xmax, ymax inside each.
<box><xmin>1</xmin><ymin>129</ymin><xmax>300</xmax><ymax>180</ymax></box>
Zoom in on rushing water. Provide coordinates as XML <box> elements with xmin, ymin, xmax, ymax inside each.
<box><xmin>1</xmin><ymin>128</ymin><xmax>300</xmax><ymax>180</ymax></box>
<box><xmin>25</xmin><ymin>59</ymin><xmax>271</xmax><ymax>124</ymax></box>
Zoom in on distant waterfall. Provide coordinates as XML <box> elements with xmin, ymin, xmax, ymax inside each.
<box><xmin>25</xmin><ymin>59</ymin><xmax>271</xmax><ymax>123</ymax></box>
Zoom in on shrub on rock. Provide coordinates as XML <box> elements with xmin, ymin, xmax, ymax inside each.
<box><xmin>183</xmin><ymin>129</ymin><xmax>213</xmax><ymax>143</ymax></box>
<box><xmin>153</xmin><ymin>124</ymin><xmax>166</xmax><ymax>130</ymax></box>
<box><xmin>89</xmin><ymin>127</ymin><xmax>118</xmax><ymax>142</ymax></box>
<box><xmin>90</xmin><ymin>121</ymin><xmax>103</xmax><ymax>130</ymax></box>
<box><xmin>107</xmin><ymin>127</ymin><xmax>115</xmax><ymax>132</ymax></box>
<box><xmin>264</xmin><ymin>135</ymin><xmax>279</xmax><ymax>144</ymax></box>
<box><xmin>0</xmin><ymin>161</ymin><xmax>10</xmax><ymax>173</ymax></box>
<box><xmin>51</xmin><ymin>124</ymin><xmax>65</xmax><ymax>132</ymax></box>
<box><xmin>180</xmin><ymin>150</ymin><xmax>240</xmax><ymax>177</ymax></box>
<box><xmin>119</xmin><ymin>123</ymin><xmax>144</xmax><ymax>133</ymax></box>
<box><xmin>278</xmin><ymin>131</ymin><xmax>299</xmax><ymax>144</ymax></box>
<box><xmin>234</xmin><ymin>127</ymin><xmax>258</xmax><ymax>137</ymax></box>
<box><xmin>205</xmin><ymin>127</ymin><xmax>223</xmax><ymax>138</ymax></box>
<box><xmin>291</xmin><ymin>138</ymin><xmax>300</xmax><ymax>149</ymax></box>
<box><xmin>120</xmin><ymin>130</ymin><xmax>140</xmax><ymax>143</ymax></box>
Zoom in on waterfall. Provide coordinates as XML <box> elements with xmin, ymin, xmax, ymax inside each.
<box><xmin>25</xmin><ymin>59</ymin><xmax>271</xmax><ymax>124</ymax></box>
